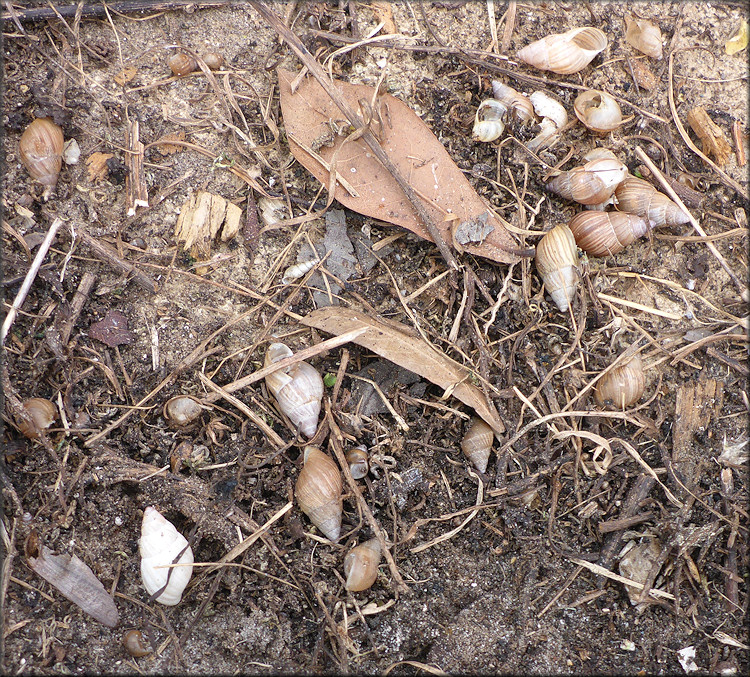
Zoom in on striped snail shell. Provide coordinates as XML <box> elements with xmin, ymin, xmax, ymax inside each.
<box><xmin>295</xmin><ymin>446</ymin><xmax>343</xmax><ymax>542</ymax></box>
<box><xmin>625</xmin><ymin>17</ymin><xmax>663</xmax><ymax>59</ymax></box>
<box><xmin>19</xmin><ymin>118</ymin><xmax>64</xmax><ymax>199</ymax></box>
<box><xmin>614</xmin><ymin>176</ymin><xmax>691</xmax><ymax>228</ymax></box>
<box><xmin>168</xmin><ymin>52</ymin><xmax>197</xmax><ymax>76</ymax></box>
<box><xmin>345</xmin><ymin>445</ymin><xmax>369</xmax><ymax>479</ymax></box>
<box><xmin>460</xmin><ymin>417</ymin><xmax>494</xmax><ymax>473</ymax></box>
<box><xmin>517</xmin><ymin>27</ymin><xmax>607</xmax><ymax>75</ymax></box>
<box><xmin>574</xmin><ymin>90</ymin><xmax>623</xmax><ymax>133</ymax></box>
<box><xmin>344</xmin><ymin>538</ymin><xmax>382</xmax><ymax>592</ymax></box>
<box><xmin>535</xmin><ymin>224</ymin><xmax>580</xmax><ymax>312</ymax></box>
<box><xmin>594</xmin><ymin>354</ymin><xmax>645</xmax><ymax>409</ymax></box>
<box><xmin>491</xmin><ymin>81</ymin><xmax>535</xmax><ymax>124</ymax></box>
<box><xmin>472</xmin><ymin>99</ymin><xmax>507</xmax><ymax>142</ymax></box>
<box><xmin>527</xmin><ymin>91</ymin><xmax>568</xmax><ymax>152</ymax></box>
<box><xmin>17</xmin><ymin>397</ymin><xmax>57</xmax><ymax>439</ymax></box>
<box><xmin>546</xmin><ymin>155</ymin><xmax>628</xmax><ymax>205</ymax></box>
<box><xmin>568</xmin><ymin>211</ymin><xmax>650</xmax><ymax>257</ymax></box>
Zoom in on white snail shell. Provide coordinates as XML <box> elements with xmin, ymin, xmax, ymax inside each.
<box><xmin>282</xmin><ymin>259</ymin><xmax>318</xmax><ymax>285</ymax></box>
<box><xmin>527</xmin><ymin>91</ymin><xmax>568</xmax><ymax>152</ymax></box>
<box><xmin>594</xmin><ymin>354</ymin><xmax>645</xmax><ymax>409</ymax></box>
<box><xmin>624</xmin><ymin>17</ymin><xmax>663</xmax><ymax>59</ymax></box>
<box><xmin>574</xmin><ymin>90</ymin><xmax>623</xmax><ymax>133</ymax></box>
<box><xmin>264</xmin><ymin>342</ymin><xmax>324</xmax><ymax>438</ymax></box>
<box><xmin>517</xmin><ymin>27</ymin><xmax>607</xmax><ymax>75</ymax></box>
<box><xmin>546</xmin><ymin>155</ymin><xmax>628</xmax><ymax>205</ymax></box>
<box><xmin>344</xmin><ymin>538</ymin><xmax>381</xmax><ymax>592</ymax></box>
<box><xmin>472</xmin><ymin>99</ymin><xmax>507</xmax><ymax>142</ymax></box>
<box><xmin>535</xmin><ymin>224</ymin><xmax>580</xmax><ymax>312</ymax></box>
<box><xmin>614</xmin><ymin>176</ymin><xmax>690</xmax><ymax>228</ymax></box>
<box><xmin>460</xmin><ymin>417</ymin><xmax>494</xmax><ymax>473</ymax></box>
<box><xmin>295</xmin><ymin>446</ymin><xmax>343</xmax><ymax>542</ymax></box>
<box><xmin>568</xmin><ymin>211</ymin><xmax>650</xmax><ymax>257</ymax></box>
<box><xmin>139</xmin><ymin>507</ymin><xmax>194</xmax><ymax>606</ymax></box>
<box><xmin>491</xmin><ymin>81</ymin><xmax>535</xmax><ymax>124</ymax></box>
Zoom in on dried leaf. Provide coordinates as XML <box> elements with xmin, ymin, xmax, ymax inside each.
<box><xmin>153</xmin><ymin>132</ymin><xmax>187</xmax><ymax>155</ymax></box>
<box><xmin>301</xmin><ymin>306</ymin><xmax>505</xmax><ymax>435</ymax></box>
<box><xmin>85</xmin><ymin>152</ymin><xmax>114</xmax><ymax>182</ymax></box>
<box><xmin>278</xmin><ymin>68</ymin><xmax>519</xmax><ymax>265</ymax></box>
<box><xmin>89</xmin><ymin>309</ymin><xmax>136</xmax><ymax>347</ymax></box>
<box><xmin>725</xmin><ymin>20</ymin><xmax>748</xmax><ymax>55</ymax></box>
<box><xmin>114</xmin><ymin>66</ymin><xmax>138</xmax><ymax>86</ymax></box>
<box><xmin>629</xmin><ymin>59</ymin><xmax>657</xmax><ymax>90</ymax></box>
<box><xmin>687</xmin><ymin>107</ymin><xmax>732</xmax><ymax>167</ymax></box>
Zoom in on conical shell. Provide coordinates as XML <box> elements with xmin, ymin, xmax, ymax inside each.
<box><xmin>19</xmin><ymin>118</ymin><xmax>64</xmax><ymax>196</ymax></box>
<box><xmin>594</xmin><ymin>354</ymin><xmax>645</xmax><ymax>409</ymax></box>
<box><xmin>460</xmin><ymin>417</ymin><xmax>494</xmax><ymax>473</ymax></box>
<box><xmin>344</xmin><ymin>538</ymin><xmax>381</xmax><ymax>592</ymax></box>
<box><xmin>614</xmin><ymin>176</ymin><xmax>690</xmax><ymax>227</ymax></box>
<box><xmin>625</xmin><ymin>17</ymin><xmax>663</xmax><ymax>59</ymax></box>
<box><xmin>535</xmin><ymin>225</ymin><xmax>580</xmax><ymax>312</ymax></box>
<box><xmin>568</xmin><ymin>211</ymin><xmax>650</xmax><ymax>257</ymax></box>
<box><xmin>264</xmin><ymin>342</ymin><xmax>324</xmax><ymax>438</ymax></box>
<box><xmin>491</xmin><ymin>81</ymin><xmax>535</xmax><ymax>123</ymax></box>
<box><xmin>518</xmin><ymin>27</ymin><xmax>607</xmax><ymax>75</ymax></box>
<box><xmin>139</xmin><ymin>507</ymin><xmax>194</xmax><ymax>606</ymax></box>
<box><xmin>295</xmin><ymin>446</ymin><xmax>343</xmax><ymax>542</ymax></box>
<box><xmin>574</xmin><ymin>90</ymin><xmax>623</xmax><ymax>133</ymax></box>
<box><xmin>547</xmin><ymin>156</ymin><xmax>628</xmax><ymax>205</ymax></box>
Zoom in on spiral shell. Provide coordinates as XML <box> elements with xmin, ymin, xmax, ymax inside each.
<box><xmin>460</xmin><ymin>417</ymin><xmax>494</xmax><ymax>473</ymax></box>
<box><xmin>163</xmin><ymin>395</ymin><xmax>203</xmax><ymax>427</ymax></box>
<box><xmin>295</xmin><ymin>446</ymin><xmax>343</xmax><ymax>542</ymax></box>
<box><xmin>202</xmin><ymin>52</ymin><xmax>225</xmax><ymax>70</ymax></box>
<box><xmin>264</xmin><ymin>342</ymin><xmax>324</xmax><ymax>438</ymax></box>
<box><xmin>535</xmin><ymin>225</ymin><xmax>580</xmax><ymax>312</ymax></box>
<box><xmin>527</xmin><ymin>91</ymin><xmax>568</xmax><ymax>152</ymax></box>
<box><xmin>568</xmin><ymin>211</ymin><xmax>650</xmax><ymax>257</ymax></box>
<box><xmin>19</xmin><ymin>118</ymin><xmax>64</xmax><ymax>198</ymax></box>
<box><xmin>625</xmin><ymin>17</ymin><xmax>663</xmax><ymax>59</ymax></box>
<box><xmin>17</xmin><ymin>398</ymin><xmax>57</xmax><ymax>439</ymax></box>
<box><xmin>139</xmin><ymin>507</ymin><xmax>194</xmax><ymax>606</ymax></box>
<box><xmin>614</xmin><ymin>176</ymin><xmax>690</xmax><ymax>227</ymax></box>
<box><xmin>491</xmin><ymin>81</ymin><xmax>535</xmax><ymax>124</ymax></box>
<box><xmin>517</xmin><ymin>27</ymin><xmax>607</xmax><ymax>75</ymax></box>
<box><xmin>346</xmin><ymin>445</ymin><xmax>369</xmax><ymax>479</ymax></box>
<box><xmin>594</xmin><ymin>354</ymin><xmax>645</xmax><ymax>409</ymax></box>
<box><xmin>547</xmin><ymin>156</ymin><xmax>628</xmax><ymax>205</ymax></box>
<box><xmin>574</xmin><ymin>90</ymin><xmax>623</xmax><ymax>133</ymax></box>
<box><xmin>122</xmin><ymin>629</ymin><xmax>151</xmax><ymax>658</ymax></box>
<box><xmin>344</xmin><ymin>538</ymin><xmax>381</xmax><ymax>592</ymax></box>
<box><xmin>472</xmin><ymin>99</ymin><xmax>507</xmax><ymax>142</ymax></box>
<box><xmin>168</xmin><ymin>52</ymin><xmax>197</xmax><ymax>76</ymax></box>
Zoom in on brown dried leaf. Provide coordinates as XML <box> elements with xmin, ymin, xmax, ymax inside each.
<box><xmin>89</xmin><ymin>309</ymin><xmax>136</xmax><ymax>347</ymax></box>
<box><xmin>687</xmin><ymin>107</ymin><xmax>733</xmax><ymax>167</ymax></box>
<box><xmin>153</xmin><ymin>132</ymin><xmax>187</xmax><ymax>155</ymax></box>
<box><xmin>301</xmin><ymin>306</ymin><xmax>505</xmax><ymax>435</ymax></box>
<box><xmin>114</xmin><ymin>66</ymin><xmax>138</xmax><ymax>86</ymax></box>
<box><xmin>85</xmin><ymin>152</ymin><xmax>114</xmax><ymax>182</ymax></box>
<box><xmin>629</xmin><ymin>59</ymin><xmax>657</xmax><ymax>90</ymax></box>
<box><xmin>278</xmin><ymin>68</ymin><xmax>519</xmax><ymax>265</ymax></box>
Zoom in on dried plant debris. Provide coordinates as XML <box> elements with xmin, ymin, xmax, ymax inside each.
<box><xmin>88</xmin><ymin>309</ymin><xmax>136</xmax><ymax>347</ymax></box>
<box><xmin>85</xmin><ymin>152</ymin><xmax>114</xmax><ymax>182</ymax></box>
<box><xmin>174</xmin><ymin>191</ymin><xmax>242</xmax><ymax>267</ymax></box>
<box><xmin>351</xmin><ymin>359</ymin><xmax>423</xmax><ymax>416</ymax></box>
<box><xmin>618</xmin><ymin>538</ymin><xmax>664</xmax><ymax>607</ymax></box>
<box><xmin>453</xmin><ymin>211</ymin><xmax>494</xmax><ymax>247</ymax></box>
<box><xmin>725</xmin><ymin>20</ymin><xmax>749</xmax><ymax>55</ymax></box>
<box><xmin>687</xmin><ymin>107</ymin><xmax>733</xmax><ymax>167</ymax></box>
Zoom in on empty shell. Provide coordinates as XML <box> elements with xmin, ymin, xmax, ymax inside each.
<box><xmin>295</xmin><ymin>446</ymin><xmax>343</xmax><ymax>542</ymax></box>
<box><xmin>491</xmin><ymin>81</ymin><xmax>535</xmax><ymax>124</ymax></box>
<box><xmin>546</xmin><ymin>155</ymin><xmax>628</xmax><ymax>205</ymax></box>
<box><xmin>614</xmin><ymin>176</ymin><xmax>690</xmax><ymax>227</ymax></box>
<box><xmin>517</xmin><ymin>27</ymin><xmax>607</xmax><ymax>75</ymax></box>
<box><xmin>535</xmin><ymin>225</ymin><xmax>580</xmax><ymax>312</ymax></box>
<box><xmin>17</xmin><ymin>397</ymin><xmax>57</xmax><ymax>439</ymax></box>
<box><xmin>594</xmin><ymin>354</ymin><xmax>645</xmax><ymax>409</ymax></box>
<box><xmin>625</xmin><ymin>17</ymin><xmax>663</xmax><ymax>59</ymax></box>
<box><xmin>461</xmin><ymin>417</ymin><xmax>494</xmax><ymax>473</ymax></box>
<box><xmin>472</xmin><ymin>99</ymin><xmax>507</xmax><ymax>142</ymax></box>
<box><xmin>568</xmin><ymin>211</ymin><xmax>650</xmax><ymax>257</ymax></box>
<box><xmin>574</xmin><ymin>90</ymin><xmax>623</xmax><ymax>133</ymax></box>
<box><xmin>344</xmin><ymin>538</ymin><xmax>381</xmax><ymax>591</ymax></box>
<box><xmin>346</xmin><ymin>445</ymin><xmax>369</xmax><ymax>479</ymax></box>
<box><xmin>168</xmin><ymin>52</ymin><xmax>197</xmax><ymax>76</ymax></box>
<box><xmin>527</xmin><ymin>91</ymin><xmax>568</xmax><ymax>152</ymax></box>
<box><xmin>19</xmin><ymin>118</ymin><xmax>64</xmax><ymax>199</ymax></box>
<box><xmin>163</xmin><ymin>395</ymin><xmax>203</xmax><ymax>427</ymax></box>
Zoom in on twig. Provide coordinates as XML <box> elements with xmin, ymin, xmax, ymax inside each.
<box><xmin>60</xmin><ymin>272</ymin><xmax>96</xmax><ymax>345</ymax></box>
<box><xmin>125</xmin><ymin>118</ymin><xmax>149</xmax><ymax>217</ymax></box>
<box><xmin>0</xmin><ymin>0</ymin><xmax>230</xmax><ymax>22</ymax></box>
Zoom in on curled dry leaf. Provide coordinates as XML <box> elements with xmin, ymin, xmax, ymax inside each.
<box><xmin>301</xmin><ymin>306</ymin><xmax>505</xmax><ymax>436</ymax></box>
<box><xmin>86</xmin><ymin>152</ymin><xmax>114</xmax><ymax>182</ymax></box>
<box><xmin>114</xmin><ymin>66</ymin><xmax>138</xmax><ymax>86</ymax></box>
<box><xmin>278</xmin><ymin>68</ymin><xmax>519</xmax><ymax>265</ymax></box>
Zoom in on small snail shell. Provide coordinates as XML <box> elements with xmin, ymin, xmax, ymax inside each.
<box><xmin>122</xmin><ymin>629</ymin><xmax>151</xmax><ymax>658</ymax></box>
<box><xmin>295</xmin><ymin>446</ymin><xmax>343</xmax><ymax>542</ymax></box>
<box><xmin>344</xmin><ymin>538</ymin><xmax>381</xmax><ymax>592</ymax></box>
<box><xmin>282</xmin><ymin>259</ymin><xmax>318</xmax><ymax>285</ymax></box>
<box><xmin>264</xmin><ymin>342</ymin><xmax>324</xmax><ymax>438</ymax></box>
<box><xmin>614</xmin><ymin>176</ymin><xmax>690</xmax><ymax>228</ymax></box>
<box><xmin>202</xmin><ymin>52</ymin><xmax>225</xmax><ymax>70</ymax></box>
<box><xmin>472</xmin><ymin>99</ymin><xmax>507</xmax><ymax>142</ymax></box>
<box><xmin>19</xmin><ymin>118</ymin><xmax>64</xmax><ymax>199</ymax></box>
<box><xmin>346</xmin><ymin>445</ymin><xmax>369</xmax><ymax>479</ymax></box>
<box><xmin>517</xmin><ymin>27</ymin><xmax>607</xmax><ymax>75</ymax></box>
<box><xmin>527</xmin><ymin>91</ymin><xmax>568</xmax><ymax>152</ymax></box>
<box><xmin>574</xmin><ymin>90</ymin><xmax>623</xmax><ymax>133</ymax></box>
<box><xmin>568</xmin><ymin>211</ymin><xmax>650</xmax><ymax>257</ymax></box>
<box><xmin>139</xmin><ymin>507</ymin><xmax>194</xmax><ymax>606</ymax></box>
<box><xmin>491</xmin><ymin>81</ymin><xmax>535</xmax><ymax>124</ymax></box>
<box><xmin>547</xmin><ymin>156</ymin><xmax>628</xmax><ymax>205</ymax></box>
<box><xmin>168</xmin><ymin>52</ymin><xmax>197</xmax><ymax>76</ymax></box>
<box><xmin>163</xmin><ymin>395</ymin><xmax>203</xmax><ymax>427</ymax></box>
<box><xmin>17</xmin><ymin>398</ymin><xmax>57</xmax><ymax>439</ymax></box>
<box><xmin>460</xmin><ymin>417</ymin><xmax>494</xmax><ymax>473</ymax></box>
<box><xmin>594</xmin><ymin>354</ymin><xmax>645</xmax><ymax>409</ymax></box>
<box><xmin>535</xmin><ymin>225</ymin><xmax>580</xmax><ymax>312</ymax></box>
<box><xmin>625</xmin><ymin>17</ymin><xmax>663</xmax><ymax>59</ymax></box>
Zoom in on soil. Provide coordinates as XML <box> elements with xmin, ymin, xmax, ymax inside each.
<box><xmin>1</xmin><ymin>1</ymin><xmax>748</xmax><ymax>675</ymax></box>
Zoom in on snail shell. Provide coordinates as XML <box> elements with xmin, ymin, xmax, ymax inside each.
<box><xmin>527</xmin><ymin>91</ymin><xmax>568</xmax><ymax>152</ymax></box>
<box><xmin>264</xmin><ymin>342</ymin><xmax>324</xmax><ymax>438</ymax></box>
<box><xmin>122</xmin><ymin>629</ymin><xmax>151</xmax><ymax>658</ymax></box>
<box><xmin>625</xmin><ymin>17</ymin><xmax>663</xmax><ymax>59</ymax></box>
<box><xmin>295</xmin><ymin>446</ymin><xmax>343</xmax><ymax>542</ymax></box>
<box><xmin>517</xmin><ymin>27</ymin><xmax>607</xmax><ymax>75</ymax></box>
<box><xmin>163</xmin><ymin>395</ymin><xmax>203</xmax><ymax>427</ymax></box>
<box><xmin>17</xmin><ymin>397</ymin><xmax>57</xmax><ymax>439</ymax></box>
<box><xmin>614</xmin><ymin>176</ymin><xmax>690</xmax><ymax>228</ymax></box>
<box><xmin>491</xmin><ymin>81</ymin><xmax>535</xmax><ymax>124</ymax></box>
<box><xmin>139</xmin><ymin>506</ymin><xmax>194</xmax><ymax>606</ymax></box>
<box><xmin>547</xmin><ymin>156</ymin><xmax>628</xmax><ymax>205</ymax></box>
<box><xmin>594</xmin><ymin>354</ymin><xmax>645</xmax><ymax>409</ymax></box>
<box><xmin>568</xmin><ymin>211</ymin><xmax>650</xmax><ymax>257</ymax></box>
<box><xmin>460</xmin><ymin>417</ymin><xmax>494</xmax><ymax>473</ymax></box>
<box><xmin>535</xmin><ymin>225</ymin><xmax>580</xmax><ymax>312</ymax></box>
<box><xmin>282</xmin><ymin>259</ymin><xmax>318</xmax><ymax>285</ymax></box>
<box><xmin>202</xmin><ymin>52</ymin><xmax>225</xmax><ymax>70</ymax></box>
<box><xmin>346</xmin><ymin>445</ymin><xmax>369</xmax><ymax>479</ymax></box>
<box><xmin>574</xmin><ymin>90</ymin><xmax>623</xmax><ymax>133</ymax></box>
<box><xmin>19</xmin><ymin>118</ymin><xmax>64</xmax><ymax>198</ymax></box>
<box><xmin>472</xmin><ymin>99</ymin><xmax>507</xmax><ymax>142</ymax></box>
<box><xmin>344</xmin><ymin>538</ymin><xmax>381</xmax><ymax>592</ymax></box>
<box><xmin>168</xmin><ymin>52</ymin><xmax>197</xmax><ymax>76</ymax></box>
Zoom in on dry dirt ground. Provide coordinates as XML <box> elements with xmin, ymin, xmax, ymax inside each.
<box><xmin>1</xmin><ymin>1</ymin><xmax>748</xmax><ymax>674</ymax></box>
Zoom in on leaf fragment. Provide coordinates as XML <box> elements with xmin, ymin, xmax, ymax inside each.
<box><xmin>725</xmin><ymin>20</ymin><xmax>748</xmax><ymax>55</ymax></box>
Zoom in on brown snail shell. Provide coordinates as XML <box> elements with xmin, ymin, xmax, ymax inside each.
<box><xmin>460</xmin><ymin>417</ymin><xmax>494</xmax><ymax>473</ymax></box>
<box><xmin>344</xmin><ymin>538</ymin><xmax>381</xmax><ymax>592</ymax></box>
<box><xmin>491</xmin><ymin>81</ymin><xmax>535</xmax><ymax>124</ymax></box>
<box><xmin>535</xmin><ymin>224</ymin><xmax>580</xmax><ymax>312</ymax></box>
<box><xmin>19</xmin><ymin>118</ymin><xmax>64</xmax><ymax>199</ymax></box>
<box><xmin>594</xmin><ymin>354</ymin><xmax>645</xmax><ymax>409</ymax></box>
<box><xmin>625</xmin><ymin>17</ymin><xmax>663</xmax><ymax>59</ymax></box>
<box><xmin>517</xmin><ymin>27</ymin><xmax>607</xmax><ymax>75</ymax></box>
<box><xmin>345</xmin><ymin>445</ymin><xmax>369</xmax><ymax>479</ymax></box>
<box><xmin>574</xmin><ymin>90</ymin><xmax>623</xmax><ymax>133</ymax></box>
<box><xmin>568</xmin><ymin>211</ymin><xmax>650</xmax><ymax>257</ymax></box>
<box><xmin>614</xmin><ymin>176</ymin><xmax>690</xmax><ymax>228</ymax></box>
<box><xmin>472</xmin><ymin>99</ymin><xmax>507</xmax><ymax>142</ymax></box>
<box><xmin>122</xmin><ymin>629</ymin><xmax>151</xmax><ymax>658</ymax></box>
<box><xmin>547</xmin><ymin>156</ymin><xmax>628</xmax><ymax>205</ymax></box>
<box><xmin>264</xmin><ymin>342</ymin><xmax>324</xmax><ymax>438</ymax></box>
<box><xmin>295</xmin><ymin>446</ymin><xmax>343</xmax><ymax>542</ymax></box>
<box><xmin>168</xmin><ymin>52</ymin><xmax>197</xmax><ymax>76</ymax></box>
<box><xmin>17</xmin><ymin>398</ymin><xmax>57</xmax><ymax>439</ymax></box>
<box><xmin>163</xmin><ymin>395</ymin><xmax>203</xmax><ymax>427</ymax></box>
<box><xmin>202</xmin><ymin>52</ymin><xmax>225</xmax><ymax>70</ymax></box>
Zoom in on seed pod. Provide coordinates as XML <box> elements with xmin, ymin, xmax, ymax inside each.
<box><xmin>535</xmin><ymin>225</ymin><xmax>580</xmax><ymax>312</ymax></box>
<box><xmin>295</xmin><ymin>446</ymin><xmax>343</xmax><ymax>542</ymax></box>
<box><xmin>168</xmin><ymin>52</ymin><xmax>197</xmax><ymax>76</ymax></box>
<box><xmin>568</xmin><ymin>211</ymin><xmax>650</xmax><ymax>257</ymax></box>
<box><xmin>460</xmin><ymin>417</ymin><xmax>494</xmax><ymax>473</ymax></box>
<box><xmin>625</xmin><ymin>17</ymin><xmax>663</xmax><ymax>59</ymax></box>
<box><xmin>264</xmin><ymin>342</ymin><xmax>324</xmax><ymax>438</ymax></box>
<box><xmin>594</xmin><ymin>354</ymin><xmax>645</xmax><ymax>409</ymax></box>
<box><xmin>122</xmin><ymin>629</ymin><xmax>151</xmax><ymax>658</ymax></box>
<box><xmin>346</xmin><ymin>445</ymin><xmax>369</xmax><ymax>479</ymax></box>
<box><xmin>17</xmin><ymin>398</ymin><xmax>57</xmax><ymax>439</ymax></box>
<box><xmin>344</xmin><ymin>538</ymin><xmax>381</xmax><ymax>592</ymax></box>
<box><xmin>547</xmin><ymin>156</ymin><xmax>628</xmax><ymax>205</ymax></box>
<box><xmin>527</xmin><ymin>91</ymin><xmax>568</xmax><ymax>152</ymax></box>
<box><xmin>472</xmin><ymin>99</ymin><xmax>507</xmax><ymax>142</ymax></box>
<box><xmin>202</xmin><ymin>52</ymin><xmax>225</xmax><ymax>70</ymax></box>
<box><xmin>139</xmin><ymin>507</ymin><xmax>194</xmax><ymax>606</ymax></box>
<box><xmin>163</xmin><ymin>395</ymin><xmax>203</xmax><ymax>427</ymax></box>
<box><xmin>614</xmin><ymin>176</ymin><xmax>691</xmax><ymax>227</ymax></box>
<box><xmin>517</xmin><ymin>27</ymin><xmax>607</xmax><ymax>75</ymax></box>
<box><xmin>574</xmin><ymin>90</ymin><xmax>623</xmax><ymax>133</ymax></box>
<box><xmin>491</xmin><ymin>81</ymin><xmax>535</xmax><ymax>124</ymax></box>
<box><xmin>19</xmin><ymin>118</ymin><xmax>64</xmax><ymax>199</ymax></box>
